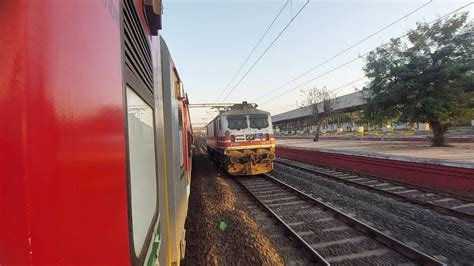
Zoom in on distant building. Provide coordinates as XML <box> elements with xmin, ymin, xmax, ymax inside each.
<box><xmin>271</xmin><ymin>91</ymin><xmax>368</xmax><ymax>134</ymax></box>
<box><xmin>272</xmin><ymin>89</ymin><xmax>474</xmax><ymax>135</ymax></box>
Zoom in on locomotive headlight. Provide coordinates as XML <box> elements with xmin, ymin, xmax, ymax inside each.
<box><xmin>268</xmin><ymin>153</ymin><xmax>276</xmax><ymax>160</ymax></box>
<box><xmin>230</xmin><ymin>156</ymin><xmax>240</xmax><ymax>163</ymax></box>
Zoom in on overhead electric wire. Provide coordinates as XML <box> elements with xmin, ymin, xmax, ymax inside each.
<box><xmin>328</xmin><ymin>76</ymin><xmax>367</xmax><ymax>93</ymax></box>
<box><xmin>216</xmin><ymin>0</ymin><xmax>290</xmax><ymax>102</ymax></box>
<box><xmin>221</xmin><ymin>0</ymin><xmax>310</xmax><ymax>101</ymax></box>
<box><xmin>252</xmin><ymin>0</ymin><xmax>433</xmax><ymax>102</ymax></box>
<box><xmin>260</xmin><ymin>55</ymin><xmax>367</xmax><ymax>105</ymax></box>
<box><xmin>267</xmin><ymin>103</ymin><xmax>298</xmax><ymax>112</ymax></box>
<box><xmin>267</xmin><ymin>76</ymin><xmax>365</xmax><ymax>114</ymax></box>
<box><xmin>259</xmin><ymin>2</ymin><xmax>473</xmax><ymax>106</ymax></box>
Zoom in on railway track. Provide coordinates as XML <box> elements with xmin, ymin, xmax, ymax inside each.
<box><xmin>236</xmin><ymin>174</ymin><xmax>444</xmax><ymax>265</ymax></box>
<box><xmin>275</xmin><ymin>158</ymin><xmax>474</xmax><ymax>221</ymax></box>
<box><xmin>239</xmin><ymin>185</ymin><xmax>327</xmax><ymax>265</ymax></box>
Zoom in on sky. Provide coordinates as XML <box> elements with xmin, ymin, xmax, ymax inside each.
<box><xmin>159</xmin><ymin>0</ymin><xmax>473</xmax><ymax>128</ymax></box>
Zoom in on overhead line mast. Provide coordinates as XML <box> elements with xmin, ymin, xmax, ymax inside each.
<box><xmin>253</xmin><ymin>0</ymin><xmax>433</xmax><ymax>103</ymax></box>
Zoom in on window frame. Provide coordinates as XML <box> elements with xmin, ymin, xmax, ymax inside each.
<box><xmin>177</xmin><ymin>106</ymin><xmax>184</xmax><ymax>170</ymax></box>
<box><xmin>249</xmin><ymin>114</ymin><xmax>269</xmax><ymax>129</ymax></box>
<box><xmin>123</xmin><ymin>67</ymin><xmax>160</xmax><ymax>265</ymax></box>
<box><xmin>226</xmin><ymin>115</ymin><xmax>248</xmax><ymax>130</ymax></box>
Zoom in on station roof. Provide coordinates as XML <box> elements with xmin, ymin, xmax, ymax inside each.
<box><xmin>271</xmin><ymin>91</ymin><xmax>365</xmax><ymax>123</ymax></box>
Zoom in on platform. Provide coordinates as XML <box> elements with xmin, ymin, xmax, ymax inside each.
<box><xmin>275</xmin><ymin>138</ymin><xmax>474</xmax><ymax>196</ymax></box>
<box><xmin>276</xmin><ymin>138</ymin><xmax>474</xmax><ymax>169</ymax></box>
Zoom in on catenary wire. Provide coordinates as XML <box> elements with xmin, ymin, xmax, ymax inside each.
<box><xmin>253</xmin><ymin>0</ymin><xmax>433</xmax><ymax>102</ymax></box>
<box><xmin>328</xmin><ymin>76</ymin><xmax>367</xmax><ymax>93</ymax></box>
<box><xmin>221</xmin><ymin>0</ymin><xmax>310</xmax><ymax>101</ymax></box>
<box><xmin>269</xmin><ymin>76</ymin><xmax>366</xmax><ymax>114</ymax></box>
<box><xmin>216</xmin><ymin>0</ymin><xmax>290</xmax><ymax>101</ymax></box>
<box><xmin>259</xmin><ymin>2</ymin><xmax>473</xmax><ymax>106</ymax></box>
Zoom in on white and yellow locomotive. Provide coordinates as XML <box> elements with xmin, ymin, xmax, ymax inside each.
<box><xmin>206</xmin><ymin>102</ymin><xmax>276</xmax><ymax>175</ymax></box>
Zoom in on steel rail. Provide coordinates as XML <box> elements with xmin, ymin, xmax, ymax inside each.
<box><xmin>276</xmin><ymin>148</ymin><xmax>474</xmax><ymax>202</ymax></box>
<box><xmin>275</xmin><ymin>159</ymin><xmax>474</xmax><ymax>221</ymax></box>
<box><xmin>235</xmin><ymin>178</ymin><xmax>330</xmax><ymax>265</ymax></box>
<box><xmin>261</xmin><ymin>173</ymin><xmax>445</xmax><ymax>265</ymax></box>
<box><xmin>276</xmin><ymin>155</ymin><xmax>474</xmax><ymax>202</ymax></box>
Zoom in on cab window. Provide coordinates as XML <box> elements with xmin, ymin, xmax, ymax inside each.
<box><xmin>250</xmin><ymin>114</ymin><xmax>269</xmax><ymax>129</ymax></box>
<box><xmin>227</xmin><ymin>115</ymin><xmax>247</xmax><ymax>130</ymax></box>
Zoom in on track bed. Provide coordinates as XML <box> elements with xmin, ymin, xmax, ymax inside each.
<box><xmin>269</xmin><ymin>160</ymin><xmax>474</xmax><ymax>264</ymax></box>
<box><xmin>276</xmin><ymin>158</ymin><xmax>474</xmax><ymax>220</ymax></box>
<box><xmin>237</xmin><ymin>174</ymin><xmax>443</xmax><ymax>265</ymax></box>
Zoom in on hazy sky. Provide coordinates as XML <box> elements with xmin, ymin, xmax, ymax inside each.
<box><xmin>160</xmin><ymin>0</ymin><xmax>472</xmax><ymax>127</ymax></box>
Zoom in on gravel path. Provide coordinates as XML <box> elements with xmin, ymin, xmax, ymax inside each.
<box><xmin>183</xmin><ymin>141</ymin><xmax>295</xmax><ymax>265</ymax></box>
<box><xmin>271</xmin><ymin>164</ymin><xmax>474</xmax><ymax>264</ymax></box>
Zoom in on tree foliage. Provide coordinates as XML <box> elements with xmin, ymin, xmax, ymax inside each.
<box><xmin>363</xmin><ymin>13</ymin><xmax>473</xmax><ymax>146</ymax></box>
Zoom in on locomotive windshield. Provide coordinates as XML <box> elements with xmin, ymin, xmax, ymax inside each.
<box><xmin>250</xmin><ymin>114</ymin><xmax>269</xmax><ymax>129</ymax></box>
<box><xmin>227</xmin><ymin>115</ymin><xmax>247</xmax><ymax>130</ymax></box>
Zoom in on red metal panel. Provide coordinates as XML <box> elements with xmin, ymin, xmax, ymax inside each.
<box><xmin>277</xmin><ymin>135</ymin><xmax>474</xmax><ymax>143</ymax></box>
<box><xmin>1</xmin><ymin>1</ymin><xmax>131</xmax><ymax>265</ymax></box>
<box><xmin>277</xmin><ymin>147</ymin><xmax>474</xmax><ymax>194</ymax></box>
<box><xmin>0</xmin><ymin>1</ymin><xmax>30</xmax><ymax>264</ymax></box>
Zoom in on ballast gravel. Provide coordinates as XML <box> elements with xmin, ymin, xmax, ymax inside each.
<box><xmin>183</xmin><ymin>142</ymin><xmax>311</xmax><ymax>265</ymax></box>
<box><xmin>183</xmin><ymin>147</ymin><xmax>285</xmax><ymax>265</ymax></box>
<box><xmin>271</xmin><ymin>163</ymin><xmax>474</xmax><ymax>264</ymax></box>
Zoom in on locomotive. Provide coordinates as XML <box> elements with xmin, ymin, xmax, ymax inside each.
<box><xmin>206</xmin><ymin>102</ymin><xmax>276</xmax><ymax>175</ymax></box>
<box><xmin>1</xmin><ymin>1</ymin><xmax>192</xmax><ymax>265</ymax></box>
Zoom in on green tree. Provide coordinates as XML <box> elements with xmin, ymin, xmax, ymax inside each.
<box><xmin>363</xmin><ymin>14</ymin><xmax>473</xmax><ymax>146</ymax></box>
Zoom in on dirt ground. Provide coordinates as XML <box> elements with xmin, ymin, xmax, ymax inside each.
<box><xmin>183</xmin><ymin>142</ymin><xmax>285</xmax><ymax>265</ymax></box>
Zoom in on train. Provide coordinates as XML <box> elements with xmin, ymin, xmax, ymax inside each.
<box><xmin>206</xmin><ymin>102</ymin><xmax>276</xmax><ymax>175</ymax></box>
<box><xmin>1</xmin><ymin>1</ymin><xmax>192</xmax><ymax>265</ymax></box>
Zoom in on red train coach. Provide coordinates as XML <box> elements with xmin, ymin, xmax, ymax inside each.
<box><xmin>1</xmin><ymin>1</ymin><xmax>192</xmax><ymax>265</ymax></box>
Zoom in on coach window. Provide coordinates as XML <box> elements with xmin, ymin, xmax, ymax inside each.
<box><xmin>126</xmin><ymin>87</ymin><xmax>157</xmax><ymax>256</ymax></box>
<box><xmin>250</xmin><ymin>114</ymin><xmax>269</xmax><ymax>129</ymax></box>
<box><xmin>227</xmin><ymin>115</ymin><xmax>248</xmax><ymax>130</ymax></box>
